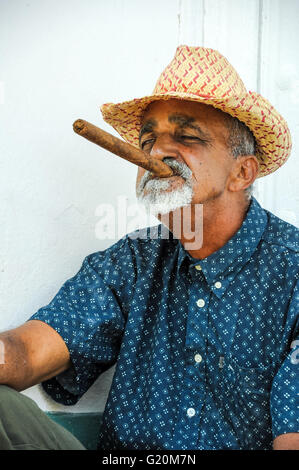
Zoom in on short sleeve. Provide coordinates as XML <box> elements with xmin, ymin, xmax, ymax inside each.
<box><xmin>29</xmin><ymin>238</ymin><xmax>132</xmax><ymax>405</ymax></box>
<box><xmin>270</xmin><ymin>280</ymin><xmax>299</xmax><ymax>439</ymax></box>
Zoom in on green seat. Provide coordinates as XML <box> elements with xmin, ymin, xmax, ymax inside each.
<box><xmin>47</xmin><ymin>411</ymin><xmax>103</xmax><ymax>450</ymax></box>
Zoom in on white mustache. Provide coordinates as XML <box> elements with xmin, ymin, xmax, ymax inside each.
<box><xmin>137</xmin><ymin>158</ymin><xmax>192</xmax><ymax>193</ymax></box>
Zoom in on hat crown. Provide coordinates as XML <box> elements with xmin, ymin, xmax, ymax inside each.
<box><xmin>153</xmin><ymin>45</ymin><xmax>247</xmax><ymax>98</ymax></box>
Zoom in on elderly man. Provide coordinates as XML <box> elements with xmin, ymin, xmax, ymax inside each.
<box><xmin>0</xmin><ymin>46</ymin><xmax>298</xmax><ymax>451</ymax></box>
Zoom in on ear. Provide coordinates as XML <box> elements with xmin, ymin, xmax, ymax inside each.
<box><xmin>228</xmin><ymin>155</ymin><xmax>259</xmax><ymax>193</ymax></box>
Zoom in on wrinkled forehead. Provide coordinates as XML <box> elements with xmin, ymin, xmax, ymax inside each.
<box><xmin>140</xmin><ymin>98</ymin><xmax>231</xmax><ymax>141</ymax></box>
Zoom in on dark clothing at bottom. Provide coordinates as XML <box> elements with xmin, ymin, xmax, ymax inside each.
<box><xmin>0</xmin><ymin>385</ymin><xmax>85</xmax><ymax>450</ymax></box>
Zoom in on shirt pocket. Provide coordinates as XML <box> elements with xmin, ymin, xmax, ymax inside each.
<box><xmin>216</xmin><ymin>356</ymin><xmax>276</xmax><ymax>449</ymax></box>
<box><xmin>224</xmin><ymin>357</ymin><xmax>276</xmax><ymax>395</ymax></box>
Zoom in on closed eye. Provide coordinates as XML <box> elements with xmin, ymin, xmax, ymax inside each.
<box><xmin>180</xmin><ymin>135</ymin><xmax>204</xmax><ymax>141</ymax></box>
<box><xmin>140</xmin><ymin>138</ymin><xmax>155</xmax><ymax>150</ymax></box>
<box><xmin>177</xmin><ymin>135</ymin><xmax>207</xmax><ymax>145</ymax></box>
<box><xmin>140</xmin><ymin>134</ymin><xmax>207</xmax><ymax>151</ymax></box>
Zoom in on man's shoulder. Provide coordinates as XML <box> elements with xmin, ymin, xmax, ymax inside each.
<box><xmin>262</xmin><ymin>208</ymin><xmax>299</xmax><ymax>255</ymax></box>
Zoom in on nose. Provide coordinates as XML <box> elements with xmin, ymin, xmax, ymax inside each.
<box><xmin>149</xmin><ymin>134</ymin><xmax>181</xmax><ymax>163</ymax></box>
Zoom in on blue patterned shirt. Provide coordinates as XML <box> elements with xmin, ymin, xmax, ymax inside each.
<box><xmin>30</xmin><ymin>197</ymin><xmax>299</xmax><ymax>450</ymax></box>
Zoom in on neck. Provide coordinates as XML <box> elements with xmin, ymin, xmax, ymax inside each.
<box><xmin>159</xmin><ymin>194</ymin><xmax>251</xmax><ymax>260</ymax></box>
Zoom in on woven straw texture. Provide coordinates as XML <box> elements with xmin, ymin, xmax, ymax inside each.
<box><xmin>101</xmin><ymin>46</ymin><xmax>292</xmax><ymax>177</ymax></box>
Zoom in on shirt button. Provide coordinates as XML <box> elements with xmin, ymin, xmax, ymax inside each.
<box><xmin>215</xmin><ymin>281</ymin><xmax>222</xmax><ymax>289</ymax></box>
<box><xmin>195</xmin><ymin>265</ymin><xmax>202</xmax><ymax>271</ymax></box>
<box><xmin>196</xmin><ymin>299</ymin><xmax>205</xmax><ymax>308</ymax></box>
<box><xmin>194</xmin><ymin>354</ymin><xmax>202</xmax><ymax>363</ymax></box>
<box><xmin>187</xmin><ymin>408</ymin><xmax>196</xmax><ymax>417</ymax></box>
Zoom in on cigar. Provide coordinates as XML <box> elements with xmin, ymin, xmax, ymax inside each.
<box><xmin>73</xmin><ymin>119</ymin><xmax>174</xmax><ymax>178</ymax></box>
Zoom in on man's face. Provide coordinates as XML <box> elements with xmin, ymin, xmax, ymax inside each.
<box><xmin>136</xmin><ymin>99</ymin><xmax>237</xmax><ymax>213</ymax></box>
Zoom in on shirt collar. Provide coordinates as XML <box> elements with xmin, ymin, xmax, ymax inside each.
<box><xmin>177</xmin><ymin>197</ymin><xmax>268</xmax><ymax>298</ymax></box>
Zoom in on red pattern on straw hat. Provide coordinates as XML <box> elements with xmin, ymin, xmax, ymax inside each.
<box><xmin>101</xmin><ymin>46</ymin><xmax>292</xmax><ymax>177</ymax></box>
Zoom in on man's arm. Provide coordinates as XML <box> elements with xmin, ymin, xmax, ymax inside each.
<box><xmin>273</xmin><ymin>433</ymin><xmax>299</xmax><ymax>450</ymax></box>
<box><xmin>0</xmin><ymin>320</ymin><xmax>71</xmax><ymax>391</ymax></box>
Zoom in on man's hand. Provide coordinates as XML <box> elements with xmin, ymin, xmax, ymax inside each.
<box><xmin>273</xmin><ymin>433</ymin><xmax>299</xmax><ymax>450</ymax></box>
<box><xmin>0</xmin><ymin>320</ymin><xmax>71</xmax><ymax>391</ymax></box>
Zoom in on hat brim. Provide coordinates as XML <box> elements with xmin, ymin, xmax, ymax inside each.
<box><xmin>101</xmin><ymin>91</ymin><xmax>292</xmax><ymax>178</ymax></box>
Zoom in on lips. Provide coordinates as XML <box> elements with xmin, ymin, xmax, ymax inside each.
<box><xmin>150</xmin><ymin>160</ymin><xmax>191</xmax><ymax>181</ymax></box>
<box><xmin>137</xmin><ymin>158</ymin><xmax>193</xmax><ymax>199</ymax></box>
<box><xmin>148</xmin><ymin>173</ymin><xmax>181</xmax><ymax>181</ymax></box>
<box><xmin>143</xmin><ymin>172</ymin><xmax>183</xmax><ymax>191</ymax></box>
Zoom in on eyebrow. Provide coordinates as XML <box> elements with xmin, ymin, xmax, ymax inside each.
<box><xmin>139</xmin><ymin>119</ymin><xmax>157</xmax><ymax>144</ymax></box>
<box><xmin>139</xmin><ymin>113</ymin><xmax>212</xmax><ymax>144</ymax></box>
<box><xmin>169</xmin><ymin>114</ymin><xmax>212</xmax><ymax>140</ymax></box>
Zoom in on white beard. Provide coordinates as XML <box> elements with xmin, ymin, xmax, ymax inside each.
<box><xmin>136</xmin><ymin>158</ymin><xmax>193</xmax><ymax>216</ymax></box>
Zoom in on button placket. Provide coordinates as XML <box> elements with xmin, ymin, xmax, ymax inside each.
<box><xmin>174</xmin><ymin>276</ymin><xmax>208</xmax><ymax>449</ymax></box>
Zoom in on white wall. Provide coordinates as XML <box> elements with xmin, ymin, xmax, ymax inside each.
<box><xmin>0</xmin><ymin>0</ymin><xmax>298</xmax><ymax>412</ymax></box>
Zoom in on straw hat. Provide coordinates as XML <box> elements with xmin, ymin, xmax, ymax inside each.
<box><xmin>101</xmin><ymin>45</ymin><xmax>292</xmax><ymax>177</ymax></box>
